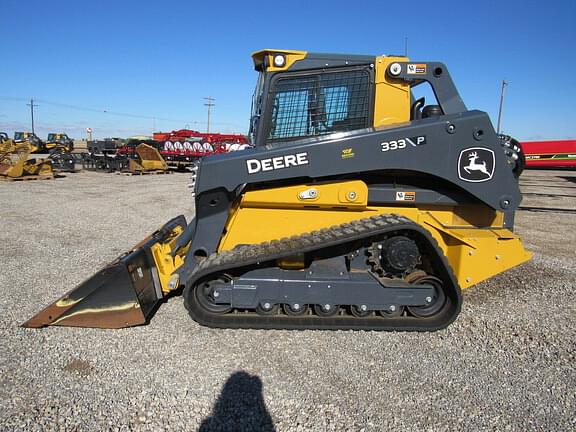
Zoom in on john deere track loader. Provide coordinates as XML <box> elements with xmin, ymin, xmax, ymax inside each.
<box><xmin>24</xmin><ymin>49</ymin><xmax>531</xmax><ymax>331</ymax></box>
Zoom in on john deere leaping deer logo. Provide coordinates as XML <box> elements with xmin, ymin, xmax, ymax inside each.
<box><xmin>458</xmin><ymin>147</ymin><xmax>495</xmax><ymax>182</ymax></box>
<box><xmin>464</xmin><ymin>151</ymin><xmax>490</xmax><ymax>175</ymax></box>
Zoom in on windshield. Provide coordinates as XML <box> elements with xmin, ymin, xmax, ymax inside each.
<box><xmin>267</xmin><ymin>68</ymin><xmax>371</xmax><ymax>142</ymax></box>
<box><xmin>248</xmin><ymin>72</ymin><xmax>265</xmax><ymax>144</ymax></box>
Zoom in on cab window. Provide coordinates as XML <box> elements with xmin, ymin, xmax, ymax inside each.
<box><xmin>267</xmin><ymin>68</ymin><xmax>371</xmax><ymax>142</ymax></box>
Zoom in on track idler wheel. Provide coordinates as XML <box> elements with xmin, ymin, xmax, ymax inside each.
<box><xmin>194</xmin><ymin>276</ymin><xmax>232</xmax><ymax>314</ymax></box>
<box><xmin>406</xmin><ymin>275</ymin><xmax>446</xmax><ymax>318</ymax></box>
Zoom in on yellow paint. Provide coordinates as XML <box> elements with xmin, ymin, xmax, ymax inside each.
<box><xmin>217</xmin><ymin>181</ymin><xmax>532</xmax><ymax>289</ymax></box>
<box><xmin>373</xmin><ymin>56</ymin><xmax>411</xmax><ymax>127</ymax></box>
<box><xmin>251</xmin><ymin>51</ymin><xmax>410</xmax><ymax>126</ymax></box>
<box><xmin>35</xmin><ymin>162</ymin><xmax>53</xmax><ymax>176</ymax></box>
<box><xmin>0</xmin><ymin>140</ymin><xmax>53</xmax><ymax>178</ymax></box>
<box><xmin>45</xmin><ymin>143</ymin><xmax>69</xmax><ymax>152</ymax></box>
<box><xmin>252</xmin><ymin>49</ymin><xmax>307</xmax><ymax>72</ymax></box>
<box><xmin>341</xmin><ymin>148</ymin><xmax>355</xmax><ymax>159</ymax></box>
<box><xmin>149</xmin><ymin>225</ymin><xmax>188</xmax><ymax>294</ymax></box>
<box><xmin>129</xmin><ymin>144</ymin><xmax>168</xmax><ymax>172</ymax></box>
<box><xmin>237</xmin><ymin>180</ymin><xmax>368</xmax><ymax>210</ymax></box>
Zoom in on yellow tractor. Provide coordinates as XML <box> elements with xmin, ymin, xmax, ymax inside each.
<box><xmin>46</xmin><ymin>133</ymin><xmax>74</xmax><ymax>152</ymax></box>
<box><xmin>13</xmin><ymin>131</ymin><xmax>45</xmax><ymax>153</ymax></box>
<box><xmin>1</xmin><ymin>134</ymin><xmax>53</xmax><ymax>179</ymax></box>
<box><xmin>44</xmin><ymin>133</ymin><xmax>77</xmax><ymax>172</ymax></box>
<box><xmin>25</xmin><ymin>49</ymin><xmax>530</xmax><ymax>331</ymax></box>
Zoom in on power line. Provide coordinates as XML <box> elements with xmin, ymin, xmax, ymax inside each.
<box><xmin>204</xmin><ymin>96</ymin><xmax>215</xmax><ymax>134</ymax></box>
<box><xmin>26</xmin><ymin>98</ymin><xmax>38</xmax><ymax>134</ymax></box>
<box><xmin>0</xmin><ymin>96</ymin><xmax>239</xmax><ymax>127</ymax></box>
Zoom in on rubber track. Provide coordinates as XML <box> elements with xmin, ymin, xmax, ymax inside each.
<box><xmin>183</xmin><ymin>214</ymin><xmax>462</xmax><ymax>331</ymax></box>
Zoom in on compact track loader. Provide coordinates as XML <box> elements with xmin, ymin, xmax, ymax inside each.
<box><xmin>25</xmin><ymin>49</ymin><xmax>531</xmax><ymax>331</ymax></box>
<box><xmin>13</xmin><ymin>132</ymin><xmax>45</xmax><ymax>153</ymax></box>
<box><xmin>46</xmin><ymin>133</ymin><xmax>74</xmax><ymax>153</ymax></box>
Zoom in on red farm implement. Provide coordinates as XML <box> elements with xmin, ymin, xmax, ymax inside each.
<box><xmin>521</xmin><ymin>140</ymin><xmax>576</xmax><ymax>169</ymax></box>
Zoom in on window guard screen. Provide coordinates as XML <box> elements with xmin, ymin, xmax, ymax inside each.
<box><xmin>268</xmin><ymin>69</ymin><xmax>371</xmax><ymax>141</ymax></box>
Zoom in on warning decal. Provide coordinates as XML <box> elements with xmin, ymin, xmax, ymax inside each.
<box><xmin>407</xmin><ymin>64</ymin><xmax>427</xmax><ymax>75</ymax></box>
<box><xmin>395</xmin><ymin>191</ymin><xmax>416</xmax><ymax>201</ymax></box>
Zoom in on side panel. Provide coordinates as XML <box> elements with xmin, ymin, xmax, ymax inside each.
<box><xmin>373</xmin><ymin>56</ymin><xmax>411</xmax><ymax>127</ymax></box>
<box><xmin>195</xmin><ymin>111</ymin><xmax>522</xmax><ymax>214</ymax></box>
<box><xmin>218</xmin><ymin>193</ymin><xmax>531</xmax><ymax>289</ymax></box>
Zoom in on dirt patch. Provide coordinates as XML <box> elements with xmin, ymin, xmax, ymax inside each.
<box><xmin>63</xmin><ymin>359</ymin><xmax>92</xmax><ymax>376</ymax></box>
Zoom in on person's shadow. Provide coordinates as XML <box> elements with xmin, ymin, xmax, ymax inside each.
<box><xmin>199</xmin><ymin>371</ymin><xmax>276</xmax><ymax>431</ymax></box>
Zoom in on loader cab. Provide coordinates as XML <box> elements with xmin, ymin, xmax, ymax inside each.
<box><xmin>249</xmin><ymin>50</ymin><xmax>376</xmax><ymax>147</ymax></box>
<box><xmin>47</xmin><ymin>133</ymin><xmax>71</xmax><ymax>143</ymax></box>
<box><xmin>249</xmin><ymin>50</ymin><xmax>417</xmax><ymax>147</ymax></box>
<box><xmin>14</xmin><ymin>131</ymin><xmax>39</xmax><ymax>143</ymax></box>
<box><xmin>249</xmin><ymin>50</ymin><xmax>465</xmax><ymax>148</ymax></box>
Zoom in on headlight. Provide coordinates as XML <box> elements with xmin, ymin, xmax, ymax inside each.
<box><xmin>273</xmin><ymin>54</ymin><xmax>286</xmax><ymax>67</ymax></box>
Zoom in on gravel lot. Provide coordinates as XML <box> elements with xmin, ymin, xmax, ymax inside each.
<box><xmin>0</xmin><ymin>169</ymin><xmax>574</xmax><ymax>431</ymax></box>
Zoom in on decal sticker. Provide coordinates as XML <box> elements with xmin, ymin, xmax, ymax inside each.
<box><xmin>526</xmin><ymin>153</ymin><xmax>576</xmax><ymax>160</ymax></box>
<box><xmin>246</xmin><ymin>152</ymin><xmax>309</xmax><ymax>174</ymax></box>
<box><xmin>395</xmin><ymin>191</ymin><xmax>416</xmax><ymax>201</ymax></box>
<box><xmin>381</xmin><ymin>136</ymin><xmax>426</xmax><ymax>152</ymax></box>
<box><xmin>458</xmin><ymin>147</ymin><xmax>495</xmax><ymax>182</ymax></box>
<box><xmin>341</xmin><ymin>148</ymin><xmax>355</xmax><ymax>159</ymax></box>
<box><xmin>407</xmin><ymin>64</ymin><xmax>427</xmax><ymax>75</ymax></box>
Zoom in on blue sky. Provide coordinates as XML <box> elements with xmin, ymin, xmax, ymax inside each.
<box><xmin>1</xmin><ymin>0</ymin><xmax>574</xmax><ymax>141</ymax></box>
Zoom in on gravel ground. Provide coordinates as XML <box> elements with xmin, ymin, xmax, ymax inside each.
<box><xmin>0</xmin><ymin>169</ymin><xmax>574</xmax><ymax>431</ymax></box>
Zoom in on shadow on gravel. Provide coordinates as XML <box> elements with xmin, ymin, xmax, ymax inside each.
<box><xmin>199</xmin><ymin>371</ymin><xmax>276</xmax><ymax>432</ymax></box>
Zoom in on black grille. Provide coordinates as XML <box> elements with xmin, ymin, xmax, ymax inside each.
<box><xmin>268</xmin><ymin>69</ymin><xmax>371</xmax><ymax>141</ymax></box>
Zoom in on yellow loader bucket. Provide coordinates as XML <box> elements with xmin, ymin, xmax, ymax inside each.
<box><xmin>23</xmin><ymin>216</ymin><xmax>187</xmax><ymax>329</ymax></box>
<box><xmin>128</xmin><ymin>143</ymin><xmax>169</xmax><ymax>172</ymax></box>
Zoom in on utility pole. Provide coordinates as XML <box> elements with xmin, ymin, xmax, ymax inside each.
<box><xmin>204</xmin><ymin>97</ymin><xmax>215</xmax><ymax>134</ymax></box>
<box><xmin>496</xmin><ymin>80</ymin><xmax>508</xmax><ymax>135</ymax></box>
<box><xmin>26</xmin><ymin>98</ymin><xmax>38</xmax><ymax>134</ymax></box>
